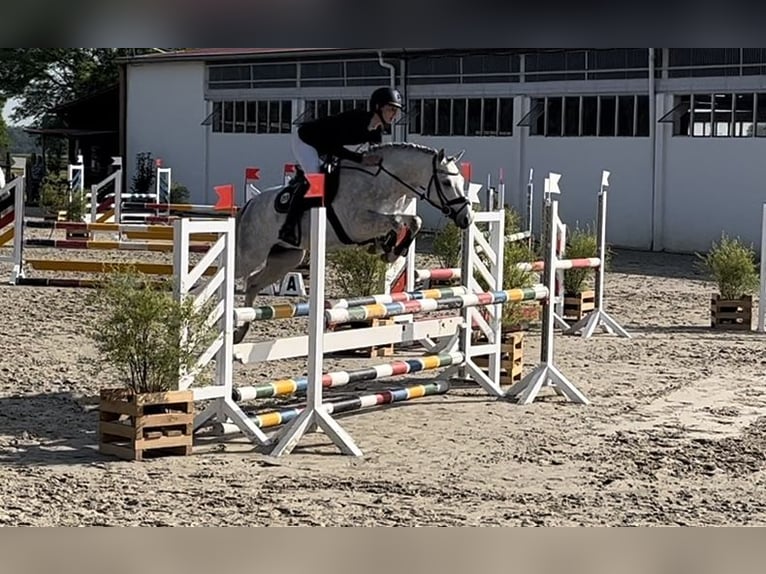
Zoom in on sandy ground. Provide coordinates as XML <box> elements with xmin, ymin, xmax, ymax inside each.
<box><xmin>1</xmin><ymin>236</ymin><xmax>766</xmax><ymax>527</ymax></box>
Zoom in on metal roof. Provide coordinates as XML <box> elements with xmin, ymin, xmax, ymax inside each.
<box><xmin>124</xmin><ymin>48</ymin><xmax>402</xmax><ymax>63</ymax></box>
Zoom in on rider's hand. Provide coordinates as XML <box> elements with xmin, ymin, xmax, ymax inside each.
<box><xmin>362</xmin><ymin>154</ymin><xmax>381</xmax><ymax>167</ymax></box>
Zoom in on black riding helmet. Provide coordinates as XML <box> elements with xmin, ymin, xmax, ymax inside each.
<box><xmin>370</xmin><ymin>87</ymin><xmax>403</xmax><ymax>112</ymax></box>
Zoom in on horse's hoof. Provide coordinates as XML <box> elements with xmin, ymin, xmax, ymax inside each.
<box><xmin>233</xmin><ymin>324</ymin><xmax>249</xmax><ymax>345</ymax></box>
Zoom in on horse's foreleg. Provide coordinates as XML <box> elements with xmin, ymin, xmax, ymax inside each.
<box><xmin>379</xmin><ymin>214</ymin><xmax>422</xmax><ymax>262</ymax></box>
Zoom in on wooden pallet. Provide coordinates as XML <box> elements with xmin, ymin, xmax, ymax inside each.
<box><xmin>472</xmin><ymin>332</ymin><xmax>524</xmax><ymax>385</ymax></box>
<box><xmin>711</xmin><ymin>295</ymin><xmax>752</xmax><ymax>330</ymax></box>
<box><xmin>563</xmin><ymin>289</ymin><xmax>595</xmax><ymax>321</ymax></box>
<box><xmin>327</xmin><ymin>317</ymin><xmax>395</xmax><ymax>358</ymax></box>
<box><xmin>99</xmin><ymin>389</ymin><xmax>194</xmax><ymax>461</ymax></box>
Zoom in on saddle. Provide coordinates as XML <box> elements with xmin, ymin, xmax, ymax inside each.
<box><xmin>274</xmin><ymin>160</ymin><xmax>340</xmax><ymax>215</ymax></box>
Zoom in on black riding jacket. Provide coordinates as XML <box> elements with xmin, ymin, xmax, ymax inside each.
<box><xmin>298</xmin><ymin>109</ymin><xmax>382</xmax><ymax>163</ymax></box>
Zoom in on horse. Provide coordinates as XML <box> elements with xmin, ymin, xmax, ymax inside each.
<box><xmin>233</xmin><ymin>142</ymin><xmax>475</xmax><ymax>344</ymax></box>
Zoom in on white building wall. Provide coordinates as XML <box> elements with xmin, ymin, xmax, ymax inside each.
<box><xmin>207</xmin><ymin>133</ymin><xmax>293</xmax><ymax>206</ymax></box>
<box><xmin>411</xmin><ymin>132</ymin><xmax>653</xmax><ymax>250</ymax></box>
<box><xmin>126</xmin><ymin>62</ymin><xmax>208</xmax><ymax>203</ymax></box>
<box><xmin>522</xmin><ymin>137</ymin><xmax>654</xmax><ymax>250</ymax></box>
<box><xmin>661</xmin><ymin>130</ymin><xmax>766</xmax><ymax>253</ymax></box>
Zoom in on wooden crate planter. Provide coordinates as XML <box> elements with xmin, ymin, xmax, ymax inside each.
<box><xmin>563</xmin><ymin>290</ymin><xmax>595</xmax><ymax>321</ymax></box>
<box><xmin>472</xmin><ymin>332</ymin><xmax>524</xmax><ymax>385</ymax></box>
<box><xmin>99</xmin><ymin>389</ymin><xmax>194</xmax><ymax>461</ymax></box>
<box><xmin>327</xmin><ymin>318</ymin><xmax>395</xmax><ymax>358</ymax></box>
<box><xmin>710</xmin><ymin>295</ymin><xmax>752</xmax><ymax>330</ymax></box>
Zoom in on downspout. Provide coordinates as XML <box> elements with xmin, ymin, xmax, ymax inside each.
<box><xmin>377</xmin><ymin>51</ymin><xmax>398</xmax><ymax>140</ymax></box>
<box><xmin>648</xmin><ymin>48</ymin><xmax>658</xmax><ymax>251</ymax></box>
<box><xmin>377</xmin><ymin>50</ymin><xmax>396</xmax><ymax>90</ymax></box>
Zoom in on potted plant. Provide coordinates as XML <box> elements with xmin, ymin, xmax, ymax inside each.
<box><xmin>562</xmin><ymin>223</ymin><xmax>599</xmax><ymax>321</ymax></box>
<box><xmin>697</xmin><ymin>233</ymin><xmax>759</xmax><ymax>330</ymax></box>
<box><xmin>88</xmin><ymin>270</ymin><xmax>215</xmax><ymax>460</ymax></box>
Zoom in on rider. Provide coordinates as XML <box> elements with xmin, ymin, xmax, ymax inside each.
<box><xmin>278</xmin><ymin>86</ymin><xmax>404</xmax><ymax>246</ymax></box>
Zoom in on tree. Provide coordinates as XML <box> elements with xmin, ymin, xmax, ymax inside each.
<box><xmin>0</xmin><ymin>98</ymin><xmax>8</xmax><ymax>151</ymax></box>
<box><xmin>0</xmin><ymin>49</ymin><xmax>165</xmax><ymax>125</ymax></box>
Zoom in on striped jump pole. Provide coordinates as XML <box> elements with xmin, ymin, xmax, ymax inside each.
<box><xmin>24</xmin><ymin>259</ymin><xmax>217</xmax><ymax>277</ymax></box>
<box><xmin>24</xmin><ymin>219</ymin><xmax>219</xmax><ymax>243</ymax></box>
<box><xmin>67</xmin><ymin>155</ymin><xmax>84</xmax><ymax>204</ymax></box>
<box><xmin>516</xmin><ymin>257</ymin><xmax>601</xmax><ymax>272</ymax></box>
<box><xmin>156</xmin><ymin>164</ymin><xmax>171</xmax><ymax>205</ymax></box>
<box><xmin>121</xmin><ymin>202</ymin><xmax>235</xmax><ymax>213</ymax></box>
<box><xmin>526</xmin><ymin>167</ymin><xmax>534</xmax><ymax>251</ymax></box>
<box><xmin>215</xmin><ymin>381</ymin><xmax>449</xmax><ymax>434</ymax></box>
<box><xmin>233</xmin><ymin>351</ymin><xmax>464</xmax><ymax>401</ymax></box>
<box><xmin>22</xmin><ymin>238</ymin><xmax>211</xmax><ymax>253</ymax></box>
<box><xmin>233</xmin><ymin>286</ymin><xmax>471</xmax><ymax>323</ymax></box>
<box><xmin>414</xmin><ymin>267</ymin><xmax>462</xmax><ymax>285</ymax></box>
<box><xmin>325</xmin><ymin>286</ymin><xmax>549</xmax><ymax>327</ymax></box>
<box><xmin>332</xmin><ymin>285</ymin><xmax>469</xmax><ymax>310</ymax></box>
<box><xmin>564</xmin><ymin>171</ymin><xmax>630</xmax><ymax>339</ymax></box>
<box><xmin>15</xmin><ymin>277</ymin><xmax>170</xmax><ymax>289</ymax></box>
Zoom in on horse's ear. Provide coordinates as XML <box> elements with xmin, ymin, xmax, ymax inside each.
<box><xmin>437</xmin><ymin>148</ymin><xmax>446</xmax><ymax>161</ymax></box>
<box><xmin>451</xmin><ymin>149</ymin><xmax>466</xmax><ymax>163</ymax></box>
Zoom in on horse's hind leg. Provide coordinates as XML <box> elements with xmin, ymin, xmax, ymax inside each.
<box><xmin>233</xmin><ymin>246</ymin><xmax>307</xmax><ymax>344</ymax></box>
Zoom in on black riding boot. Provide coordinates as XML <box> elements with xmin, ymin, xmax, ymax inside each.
<box><xmin>278</xmin><ymin>180</ymin><xmax>308</xmax><ymax>247</ymax></box>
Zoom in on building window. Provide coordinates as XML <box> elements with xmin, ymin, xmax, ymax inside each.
<box><xmin>210</xmin><ymin>100</ymin><xmax>293</xmax><ymax>134</ymax></box>
<box><xmin>523</xmin><ymin>95</ymin><xmax>649</xmax><ymax>137</ymax></box>
<box><xmin>661</xmin><ymin>93</ymin><xmax>766</xmax><ymax>137</ymax></box>
<box><xmin>667</xmin><ymin>49</ymin><xmax>766</xmax><ymax>78</ymax></box>
<box><xmin>300</xmin><ymin>99</ymin><xmax>367</xmax><ymax>123</ymax></box>
<box><xmin>409</xmin><ymin>97</ymin><xmax>513</xmax><ymax>137</ymax></box>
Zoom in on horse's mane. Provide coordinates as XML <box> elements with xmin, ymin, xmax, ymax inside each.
<box><xmin>366</xmin><ymin>142</ymin><xmax>437</xmax><ymax>156</ymax></box>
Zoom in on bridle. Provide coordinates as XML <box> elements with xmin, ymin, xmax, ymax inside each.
<box><xmin>345</xmin><ymin>153</ymin><xmax>472</xmax><ymax>222</ymax></box>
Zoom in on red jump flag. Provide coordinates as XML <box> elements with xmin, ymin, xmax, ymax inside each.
<box><xmin>245</xmin><ymin>167</ymin><xmax>260</xmax><ymax>180</ymax></box>
<box><xmin>214</xmin><ymin>184</ymin><xmax>235</xmax><ymax>211</ymax></box>
<box><xmin>304</xmin><ymin>173</ymin><xmax>325</xmax><ymax>201</ymax></box>
<box><xmin>460</xmin><ymin>162</ymin><xmax>472</xmax><ymax>182</ymax></box>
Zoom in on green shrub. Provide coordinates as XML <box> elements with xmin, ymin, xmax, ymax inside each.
<box><xmin>327</xmin><ymin>247</ymin><xmax>388</xmax><ymax>296</ymax></box>
<box><xmin>502</xmin><ymin>240</ymin><xmax>538</xmax><ymax>327</ymax></box>
<box><xmin>131</xmin><ymin>152</ymin><xmax>155</xmax><ymax>195</ymax></box>
<box><xmin>563</xmin><ymin>223</ymin><xmax>599</xmax><ymax>294</ymax></box>
<box><xmin>432</xmin><ymin>222</ymin><xmax>462</xmax><ymax>269</ymax></box>
<box><xmin>39</xmin><ymin>172</ymin><xmax>70</xmax><ymax>214</ymax></box>
<box><xmin>696</xmin><ymin>234</ymin><xmax>759</xmax><ymax>299</ymax></box>
<box><xmin>170</xmin><ymin>181</ymin><xmax>190</xmax><ymax>204</ymax></box>
<box><xmin>504</xmin><ymin>206</ymin><xmax>524</xmax><ymax>237</ymax></box>
<box><xmin>39</xmin><ymin>171</ymin><xmax>86</xmax><ymax>221</ymax></box>
<box><xmin>87</xmin><ymin>270</ymin><xmax>216</xmax><ymax>394</ymax></box>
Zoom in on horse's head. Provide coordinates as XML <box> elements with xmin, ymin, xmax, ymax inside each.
<box><xmin>430</xmin><ymin>148</ymin><xmax>474</xmax><ymax>230</ymax></box>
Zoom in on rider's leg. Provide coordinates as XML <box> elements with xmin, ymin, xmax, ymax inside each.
<box><xmin>279</xmin><ymin>136</ymin><xmax>320</xmax><ymax>246</ymax></box>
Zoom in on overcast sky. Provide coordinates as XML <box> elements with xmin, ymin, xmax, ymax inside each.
<box><xmin>2</xmin><ymin>98</ymin><xmax>30</xmax><ymax>126</ymax></box>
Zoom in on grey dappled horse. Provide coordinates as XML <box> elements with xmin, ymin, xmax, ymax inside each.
<box><xmin>233</xmin><ymin>142</ymin><xmax>475</xmax><ymax>344</ymax></box>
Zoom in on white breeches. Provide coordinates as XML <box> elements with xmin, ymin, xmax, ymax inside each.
<box><xmin>291</xmin><ymin>132</ymin><xmax>322</xmax><ymax>174</ymax></box>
